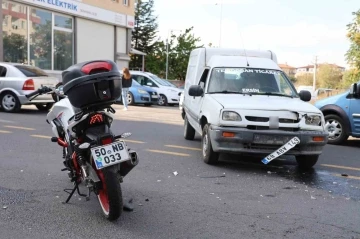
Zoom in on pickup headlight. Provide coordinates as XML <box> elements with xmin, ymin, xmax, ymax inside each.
<box><xmin>305</xmin><ymin>115</ymin><xmax>321</xmax><ymax>126</ymax></box>
<box><xmin>222</xmin><ymin>111</ymin><xmax>242</xmax><ymax>121</ymax></box>
<box><xmin>138</xmin><ymin>89</ymin><xmax>147</xmax><ymax>94</ymax></box>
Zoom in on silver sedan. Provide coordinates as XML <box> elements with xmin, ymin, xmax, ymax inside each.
<box><xmin>0</xmin><ymin>63</ymin><xmax>58</xmax><ymax>113</ymax></box>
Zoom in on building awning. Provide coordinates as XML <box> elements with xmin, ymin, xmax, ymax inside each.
<box><xmin>130</xmin><ymin>48</ymin><xmax>147</xmax><ymax>56</ymax></box>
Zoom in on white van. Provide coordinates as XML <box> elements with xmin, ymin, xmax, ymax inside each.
<box><xmin>182</xmin><ymin>47</ymin><xmax>328</xmax><ymax>169</ymax></box>
<box><xmin>130</xmin><ymin>71</ymin><xmax>182</xmax><ymax>106</ymax></box>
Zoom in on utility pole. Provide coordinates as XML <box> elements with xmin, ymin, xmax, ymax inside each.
<box><xmin>313</xmin><ymin>56</ymin><xmax>318</xmax><ymax>92</ymax></box>
<box><xmin>165</xmin><ymin>29</ymin><xmax>181</xmax><ymax>80</ymax></box>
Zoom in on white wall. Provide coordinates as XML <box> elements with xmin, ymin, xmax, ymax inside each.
<box><xmin>76</xmin><ymin>18</ymin><xmax>114</xmax><ymax>63</ymax></box>
<box><xmin>116</xmin><ymin>27</ymin><xmax>127</xmax><ymax>53</ymax></box>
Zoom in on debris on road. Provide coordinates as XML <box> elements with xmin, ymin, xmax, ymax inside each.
<box><xmin>123</xmin><ymin>198</ymin><xmax>134</xmax><ymax>211</ymax></box>
<box><xmin>173</xmin><ymin>171</ymin><xmax>178</xmax><ymax>176</ymax></box>
<box><xmin>2</xmin><ymin>206</ymin><xmax>7</xmax><ymax>209</ymax></box>
<box><xmin>199</xmin><ymin>175</ymin><xmax>226</xmax><ymax>178</ymax></box>
<box><xmin>341</xmin><ymin>174</ymin><xmax>348</xmax><ymax>177</ymax></box>
<box><xmin>157</xmin><ymin>180</ymin><xmax>161</xmax><ymax>182</ymax></box>
<box><xmin>311</xmin><ymin>196</ymin><xmax>316</xmax><ymax>200</ymax></box>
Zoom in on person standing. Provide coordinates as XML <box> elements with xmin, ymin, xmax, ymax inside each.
<box><xmin>121</xmin><ymin>67</ymin><xmax>132</xmax><ymax>110</ymax></box>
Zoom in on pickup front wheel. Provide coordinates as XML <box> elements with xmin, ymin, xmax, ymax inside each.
<box><xmin>296</xmin><ymin>155</ymin><xmax>319</xmax><ymax>170</ymax></box>
<box><xmin>184</xmin><ymin>115</ymin><xmax>195</xmax><ymax>140</ymax></box>
<box><xmin>202</xmin><ymin>124</ymin><xmax>219</xmax><ymax>165</ymax></box>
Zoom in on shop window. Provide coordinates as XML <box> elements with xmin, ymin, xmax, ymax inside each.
<box><xmin>2</xmin><ymin>1</ymin><xmax>28</xmax><ymax>64</ymax></box>
<box><xmin>1</xmin><ymin>0</ymin><xmax>74</xmax><ymax>71</ymax></box>
<box><xmin>54</xmin><ymin>14</ymin><xmax>73</xmax><ymax>70</ymax></box>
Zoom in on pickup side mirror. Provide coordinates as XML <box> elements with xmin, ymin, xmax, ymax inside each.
<box><xmin>188</xmin><ymin>85</ymin><xmax>204</xmax><ymax>97</ymax></box>
<box><xmin>299</xmin><ymin>90</ymin><xmax>311</xmax><ymax>102</ymax></box>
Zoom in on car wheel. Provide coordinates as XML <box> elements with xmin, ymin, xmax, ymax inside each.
<box><xmin>295</xmin><ymin>155</ymin><xmax>319</xmax><ymax>170</ymax></box>
<box><xmin>324</xmin><ymin>114</ymin><xmax>348</xmax><ymax>145</ymax></box>
<box><xmin>158</xmin><ymin>94</ymin><xmax>168</xmax><ymax>106</ymax></box>
<box><xmin>36</xmin><ymin>103</ymin><xmax>54</xmax><ymax>111</ymax></box>
<box><xmin>202</xmin><ymin>124</ymin><xmax>219</xmax><ymax>165</ymax></box>
<box><xmin>127</xmin><ymin>92</ymin><xmax>134</xmax><ymax>105</ymax></box>
<box><xmin>184</xmin><ymin>114</ymin><xmax>195</xmax><ymax>140</ymax></box>
<box><xmin>0</xmin><ymin>91</ymin><xmax>21</xmax><ymax>113</ymax></box>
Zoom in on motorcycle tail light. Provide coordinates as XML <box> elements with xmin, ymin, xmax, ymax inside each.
<box><xmin>101</xmin><ymin>137</ymin><xmax>112</xmax><ymax>145</ymax></box>
<box><xmin>89</xmin><ymin>113</ymin><xmax>104</xmax><ymax>125</ymax></box>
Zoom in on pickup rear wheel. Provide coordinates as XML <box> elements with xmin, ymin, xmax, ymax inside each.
<box><xmin>184</xmin><ymin>114</ymin><xmax>195</xmax><ymax>140</ymax></box>
<box><xmin>202</xmin><ymin>124</ymin><xmax>219</xmax><ymax>165</ymax></box>
<box><xmin>324</xmin><ymin>114</ymin><xmax>348</xmax><ymax>145</ymax></box>
<box><xmin>296</xmin><ymin>155</ymin><xmax>319</xmax><ymax>170</ymax></box>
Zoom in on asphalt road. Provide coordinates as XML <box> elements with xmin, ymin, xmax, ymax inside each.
<box><xmin>0</xmin><ymin>104</ymin><xmax>359</xmax><ymax>239</ymax></box>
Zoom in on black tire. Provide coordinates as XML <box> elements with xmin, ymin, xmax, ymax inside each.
<box><xmin>296</xmin><ymin>155</ymin><xmax>319</xmax><ymax>170</ymax></box>
<box><xmin>324</xmin><ymin>114</ymin><xmax>348</xmax><ymax>145</ymax></box>
<box><xmin>158</xmin><ymin>94</ymin><xmax>168</xmax><ymax>106</ymax></box>
<box><xmin>144</xmin><ymin>103</ymin><xmax>152</xmax><ymax>106</ymax></box>
<box><xmin>35</xmin><ymin>103</ymin><xmax>54</xmax><ymax>111</ymax></box>
<box><xmin>97</xmin><ymin>166</ymin><xmax>123</xmax><ymax>221</ymax></box>
<box><xmin>201</xmin><ymin>124</ymin><xmax>219</xmax><ymax>165</ymax></box>
<box><xmin>0</xmin><ymin>91</ymin><xmax>21</xmax><ymax>113</ymax></box>
<box><xmin>184</xmin><ymin>114</ymin><xmax>195</xmax><ymax>140</ymax></box>
<box><xmin>127</xmin><ymin>92</ymin><xmax>134</xmax><ymax>105</ymax></box>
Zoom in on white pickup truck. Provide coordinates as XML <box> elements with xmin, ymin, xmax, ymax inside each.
<box><xmin>181</xmin><ymin>48</ymin><xmax>328</xmax><ymax>169</ymax></box>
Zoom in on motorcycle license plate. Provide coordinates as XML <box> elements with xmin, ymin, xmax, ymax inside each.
<box><xmin>90</xmin><ymin>141</ymin><xmax>130</xmax><ymax>170</ymax></box>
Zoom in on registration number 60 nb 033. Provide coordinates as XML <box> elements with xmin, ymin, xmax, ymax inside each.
<box><xmin>91</xmin><ymin>141</ymin><xmax>130</xmax><ymax>170</ymax></box>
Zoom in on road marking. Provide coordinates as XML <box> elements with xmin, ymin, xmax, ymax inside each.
<box><xmin>165</xmin><ymin>145</ymin><xmax>201</xmax><ymax>151</ymax></box>
<box><xmin>4</xmin><ymin>125</ymin><xmax>35</xmax><ymax>131</ymax></box>
<box><xmin>333</xmin><ymin>173</ymin><xmax>360</xmax><ymax>180</ymax></box>
<box><xmin>0</xmin><ymin>130</ymin><xmax>12</xmax><ymax>133</ymax></box>
<box><xmin>31</xmin><ymin>135</ymin><xmax>51</xmax><ymax>139</ymax></box>
<box><xmin>0</xmin><ymin>119</ymin><xmax>16</xmax><ymax>123</ymax></box>
<box><xmin>122</xmin><ymin>139</ymin><xmax>146</xmax><ymax>144</ymax></box>
<box><xmin>321</xmin><ymin>164</ymin><xmax>360</xmax><ymax>172</ymax></box>
<box><xmin>146</xmin><ymin>149</ymin><xmax>190</xmax><ymax>157</ymax></box>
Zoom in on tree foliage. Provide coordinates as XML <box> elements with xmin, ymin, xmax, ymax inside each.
<box><xmin>295</xmin><ymin>73</ymin><xmax>314</xmax><ymax>87</ymax></box>
<box><xmin>317</xmin><ymin>64</ymin><xmax>343</xmax><ymax>89</ymax></box>
<box><xmin>345</xmin><ymin>9</ymin><xmax>360</xmax><ymax>70</ymax></box>
<box><xmin>130</xmin><ymin>0</ymin><xmax>159</xmax><ymax>69</ymax></box>
<box><xmin>3</xmin><ymin>33</ymin><xmax>27</xmax><ymax>63</ymax></box>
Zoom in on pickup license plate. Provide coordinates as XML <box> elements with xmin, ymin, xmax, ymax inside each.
<box><xmin>261</xmin><ymin>137</ymin><xmax>300</xmax><ymax>164</ymax></box>
<box><xmin>91</xmin><ymin>141</ymin><xmax>130</xmax><ymax>170</ymax></box>
<box><xmin>254</xmin><ymin>134</ymin><xmax>293</xmax><ymax>145</ymax></box>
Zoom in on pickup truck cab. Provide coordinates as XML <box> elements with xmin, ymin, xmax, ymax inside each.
<box><xmin>182</xmin><ymin>47</ymin><xmax>328</xmax><ymax>169</ymax></box>
<box><xmin>314</xmin><ymin>82</ymin><xmax>360</xmax><ymax>145</ymax></box>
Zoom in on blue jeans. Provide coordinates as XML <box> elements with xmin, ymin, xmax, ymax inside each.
<box><xmin>122</xmin><ymin>88</ymin><xmax>129</xmax><ymax>108</ymax></box>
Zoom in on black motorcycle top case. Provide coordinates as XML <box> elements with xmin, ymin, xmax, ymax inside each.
<box><xmin>62</xmin><ymin>60</ymin><xmax>122</xmax><ymax>109</ymax></box>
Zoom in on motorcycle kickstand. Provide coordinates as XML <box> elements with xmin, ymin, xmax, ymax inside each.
<box><xmin>62</xmin><ymin>180</ymin><xmax>87</xmax><ymax>204</ymax></box>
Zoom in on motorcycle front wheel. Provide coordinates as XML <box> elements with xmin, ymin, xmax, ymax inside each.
<box><xmin>96</xmin><ymin>166</ymin><xmax>123</xmax><ymax>221</ymax></box>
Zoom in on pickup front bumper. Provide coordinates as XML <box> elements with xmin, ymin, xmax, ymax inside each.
<box><xmin>209</xmin><ymin>126</ymin><xmax>328</xmax><ymax>156</ymax></box>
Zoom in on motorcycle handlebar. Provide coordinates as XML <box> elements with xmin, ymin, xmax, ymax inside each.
<box><xmin>25</xmin><ymin>86</ymin><xmax>53</xmax><ymax>99</ymax></box>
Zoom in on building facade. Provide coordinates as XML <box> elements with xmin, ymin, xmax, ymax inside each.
<box><xmin>295</xmin><ymin>64</ymin><xmax>346</xmax><ymax>77</ymax></box>
<box><xmin>1</xmin><ymin>0</ymin><xmax>135</xmax><ymax>79</ymax></box>
<box><xmin>278</xmin><ymin>63</ymin><xmax>296</xmax><ymax>78</ymax></box>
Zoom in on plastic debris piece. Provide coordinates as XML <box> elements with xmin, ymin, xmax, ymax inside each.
<box><xmin>333</xmin><ymin>182</ymin><xmax>337</xmax><ymax>184</ymax></box>
<box><xmin>145</xmin><ymin>198</ymin><xmax>149</xmax><ymax>201</ymax></box>
<box><xmin>341</xmin><ymin>174</ymin><xmax>348</xmax><ymax>177</ymax></box>
<box><xmin>2</xmin><ymin>206</ymin><xmax>7</xmax><ymax>209</ymax></box>
<box><xmin>311</xmin><ymin>196</ymin><xmax>316</xmax><ymax>200</ymax></box>
<box><xmin>267</xmin><ymin>171</ymin><xmax>272</xmax><ymax>174</ymax></box>
<box><xmin>260</xmin><ymin>195</ymin><xmax>264</xmax><ymax>197</ymax></box>
<box><xmin>173</xmin><ymin>171</ymin><xmax>178</xmax><ymax>176</ymax></box>
<box><xmin>157</xmin><ymin>180</ymin><xmax>161</xmax><ymax>182</ymax></box>
<box><xmin>210</xmin><ymin>193</ymin><xmax>215</xmax><ymax>195</ymax></box>
<box><xmin>20</xmin><ymin>170</ymin><xmax>23</xmax><ymax>172</ymax></box>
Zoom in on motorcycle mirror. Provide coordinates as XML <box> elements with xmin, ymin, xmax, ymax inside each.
<box><xmin>121</xmin><ymin>132</ymin><xmax>132</xmax><ymax>138</ymax></box>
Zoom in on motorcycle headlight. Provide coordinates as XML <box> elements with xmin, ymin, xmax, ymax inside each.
<box><xmin>138</xmin><ymin>89</ymin><xmax>147</xmax><ymax>94</ymax></box>
<box><xmin>305</xmin><ymin>115</ymin><xmax>322</xmax><ymax>126</ymax></box>
<box><xmin>222</xmin><ymin>111</ymin><xmax>242</xmax><ymax>121</ymax></box>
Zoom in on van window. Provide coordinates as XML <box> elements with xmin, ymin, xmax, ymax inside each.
<box><xmin>0</xmin><ymin>66</ymin><xmax>7</xmax><ymax>77</ymax></box>
<box><xmin>199</xmin><ymin>69</ymin><xmax>209</xmax><ymax>89</ymax></box>
<box><xmin>207</xmin><ymin>67</ymin><xmax>298</xmax><ymax>97</ymax></box>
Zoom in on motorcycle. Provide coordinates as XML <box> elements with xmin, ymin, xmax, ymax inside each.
<box><xmin>25</xmin><ymin>60</ymin><xmax>139</xmax><ymax>221</ymax></box>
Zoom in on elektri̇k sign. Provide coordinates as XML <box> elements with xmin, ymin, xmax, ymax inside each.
<box><xmin>20</xmin><ymin>0</ymin><xmax>130</xmax><ymax>28</ymax></box>
<box><xmin>36</xmin><ymin>0</ymin><xmax>78</xmax><ymax>11</ymax></box>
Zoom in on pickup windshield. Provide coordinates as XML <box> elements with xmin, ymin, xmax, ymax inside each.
<box><xmin>207</xmin><ymin>67</ymin><xmax>298</xmax><ymax>97</ymax></box>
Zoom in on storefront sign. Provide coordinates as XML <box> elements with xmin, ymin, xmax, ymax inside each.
<box><xmin>19</xmin><ymin>0</ymin><xmax>134</xmax><ymax>28</ymax></box>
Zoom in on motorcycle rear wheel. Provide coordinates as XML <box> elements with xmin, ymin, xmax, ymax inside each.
<box><xmin>96</xmin><ymin>166</ymin><xmax>123</xmax><ymax>221</ymax></box>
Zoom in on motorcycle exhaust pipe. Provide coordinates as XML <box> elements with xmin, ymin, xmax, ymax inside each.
<box><xmin>119</xmin><ymin>150</ymin><xmax>139</xmax><ymax>178</ymax></box>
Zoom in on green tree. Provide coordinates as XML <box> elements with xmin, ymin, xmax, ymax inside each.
<box><xmin>144</xmin><ymin>40</ymin><xmax>166</xmax><ymax>76</ymax></box>
<box><xmin>295</xmin><ymin>73</ymin><xmax>314</xmax><ymax>87</ymax></box>
<box><xmin>341</xmin><ymin>68</ymin><xmax>360</xmax><ymax>88</ymax></box>
<box><xmin>317</xmin><ymin>64</ymin><xmax>343</xmax><ymax>88</ymax></box>
<box><xmin>130</xmin><ymin>0</ymin><xmax>159</xmax><ymax>69</ymax></box>
<box><xmin>169</xmin><ymin>27</ymin><xmax>203</xmax><ymax>80</ymax></box>
<box><xmin>3</xmin><ymin>33</ymin><xmax>27</xmax><ymax>63</ymax></box>
<box><xmin>345</xmin><ymin>9</ymin><xmax>360</xmax><ymax>80</ymax></box>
